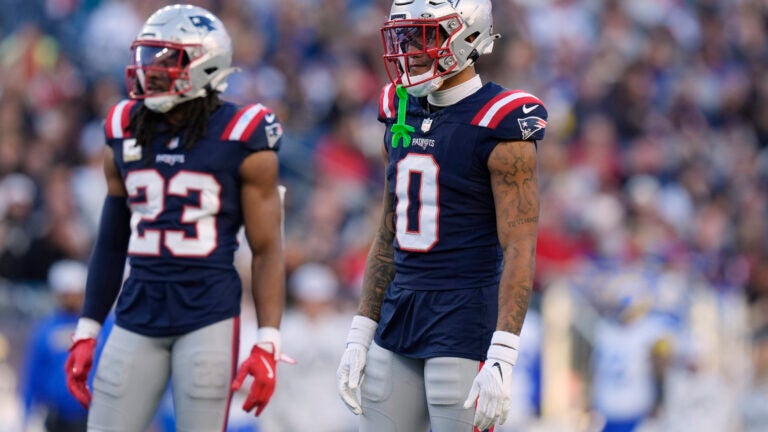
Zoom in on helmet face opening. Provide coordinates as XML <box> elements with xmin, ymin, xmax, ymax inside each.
<box><xmin>381</xmin><ymin>16</ymin><xmax>461</xmax><ymax>88</ymax></box>
<box><xmin>126</xmin><ymin>40</ymin><xmax>201</xmax><ymax>99</ymax></box>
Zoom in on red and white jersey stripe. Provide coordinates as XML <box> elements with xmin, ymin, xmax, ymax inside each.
<box><xmin>105</xmin><ymin>100</ymin><xmax>137</xmax><ymax>139</ymax></box>
<box><xmin>220</xmin><ymin>104</ymin><xmax>269</xmax><ymax>142</ymax></box>
<box><xmin>471</xmin><ymin>90</ymin><xmax>543</xmax><ymax>129</ymax></box>
<box><xmin>379</xmin><ymin>83</ymin><xmax>397</xmax><ymax>120</ymax></box>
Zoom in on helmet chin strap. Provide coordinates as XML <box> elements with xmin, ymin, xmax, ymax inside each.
<box><xmin>144</xmin><ymin>95</ymin><xmax>179</xmax><ymax>113</ymax></box>
<box><xmin>405</xmin><ymin>70</ymin><xmax>445</xmax><ymax>97</ymax></box>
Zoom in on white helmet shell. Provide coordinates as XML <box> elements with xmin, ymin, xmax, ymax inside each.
<box><xmin>381</xmin><ymin>0</ymin><xmax>499</xmax><ymax>96</ymax></box>
<box><xmin>126</xmin><ymin>4</ymin><xmax>237</xmax><ymax>112</ymax></box>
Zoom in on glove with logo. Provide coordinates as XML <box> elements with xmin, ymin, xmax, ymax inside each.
<box><xmin>337</xmin><ymin>315</ymin><xmax>378</xmax><ymax>415</ymax></box>
<box><xmin>65</xmin><ymin>338</ymin><xmax>97</xmax><ymax>409</ymax></box>
<box><xmin>463</xmin><ymin>331</ymin><xmax>520</xmax><ymax>431</ymax></box>
<box><xmin>231</xmin><ymin>327</ymin><xmax>294</xmax><ymax>416</ymax></box>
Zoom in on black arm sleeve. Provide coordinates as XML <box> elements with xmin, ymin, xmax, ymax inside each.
<box><xmin>82</xmin><ymin>195</ymin><xmax>131</xmax><ymax>323</ymax></box>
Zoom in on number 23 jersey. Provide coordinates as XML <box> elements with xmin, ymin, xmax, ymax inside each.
<box><xmin>376</xmin><ymin>82</ymin><xmax>547</xmax><ymax>359</ymax></box>
<box><xmin>103</xmin><ymin>100</ymin><xmax>283</xmax><ymax>336</ymax></box>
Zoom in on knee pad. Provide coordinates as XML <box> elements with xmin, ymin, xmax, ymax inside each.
<box><xmin>94</xmin><ymin>345</ymin><xmax>133</xmax><ymax>398</ymax></box>
<box><xmin>185</xmin><ymin>351</ymin><xmax>230</xmax><ymax>400</ymax></box>
<box><xmin>425</xmin><ymin>357</ymin><xmax>473</xmax><ymax>406</ymax></box>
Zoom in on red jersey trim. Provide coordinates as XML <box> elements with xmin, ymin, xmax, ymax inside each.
<box><xmin>471</xmin><ymin>91</ymin><xmax>543</xmax><ymax>129</ymax></box>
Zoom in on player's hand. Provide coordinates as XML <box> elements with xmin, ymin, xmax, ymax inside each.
<box><xmin>463</xmin><ymin>358</ymin><xmax>513</xmax><ymax>430</ymax></box>
<box><xmin>231</xmin><ymin>327</ymin><xmax>295</xmax><ymax>417</ymax></box>
<box><xmin>336</xmin><ymin>315</ymin><xmax>378</xmax><ymax>415</ymax></box>
<box><xmin>65</xmin><ymin>338</ymin><xmax>96</xmax><ymax>409</ymax></box>
<box><xmin>463</xmin><ymin>331</ymin><xmax>520</xmax><ymax>430</ymax></box>
<box><xmin>231</xmin><ymin>344</ymin><xmax>279</xmax><ymax>416</ymax></box>
<box><xmin>337</xmin><ymin>342</ymin><xmax>368</xmax><ymax>415</ymax></box>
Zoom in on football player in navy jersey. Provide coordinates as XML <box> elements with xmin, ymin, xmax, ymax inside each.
<box><xmin>336</xmin><ymin>0</ymin><xmax>548</xmax><ymax>430</ymax></box>
<box><xmin>64</xmin><ymin>5</ymin><xmax>288</xmax><ymax>431</ymax></box>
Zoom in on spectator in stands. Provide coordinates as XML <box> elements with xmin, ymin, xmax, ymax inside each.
<box><xmin>20</xmin><ymin>260</ymin><xmax>88</xmax><ymax>432</ymax></box>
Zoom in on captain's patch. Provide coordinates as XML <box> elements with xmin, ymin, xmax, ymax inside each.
<box><xmin>123</xmin><ymin>139</ymin><xmax>142</xmax><ymax>162</ymax></box>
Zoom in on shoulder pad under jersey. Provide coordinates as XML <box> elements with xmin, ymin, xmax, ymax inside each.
<box><xmin>220</xmin><ymin>103</ymin><xmax>283</xmax><ymax>152</ymax></box>
<box><xmin>104</xmin><ymin>99</ymin><xmax>139</xmax><ymax>140</ymax></box>
<box><xmin>471</xmin><ymin>90</ymin><xmax>548</xmax><ymax>141</ymax></box>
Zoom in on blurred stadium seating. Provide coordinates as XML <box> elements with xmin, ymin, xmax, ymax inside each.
<box><xmin>1</xmin><ymin>0</ymin><xmax>767</xmax><ymax>431</ymax></box>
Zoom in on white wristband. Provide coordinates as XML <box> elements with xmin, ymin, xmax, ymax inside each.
<box><xmin>346</xmin><ymin>315</ymin><xmax>378</xmax><ymax>348</ymax></box>
<box><xmin>487</xmin><ymin>330</ymin><xmax>520</xmax><ymax>366</ymax></box>
<box><xmin>73</xmin><ymin>317</ymin><xmax>102</xmax><ymax>341</ymax></box>
<box><xmin>257</xmin><ymin>326</ymin><xmax>281</xmax><ymax>355</ymax></box>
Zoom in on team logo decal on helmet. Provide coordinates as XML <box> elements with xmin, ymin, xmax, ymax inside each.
<box><xmin>189</xmin><ymin>15</ymin><xmax>216</xmax><ymax>32</ymax></box>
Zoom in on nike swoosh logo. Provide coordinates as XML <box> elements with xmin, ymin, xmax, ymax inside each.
<box><xmin>265</xmin><ymin>113</ymin><xmax>276</xmax><ymax>123</ymax></box>
<box><xmin>260</xmin><ymin>356</ymin><xmax>275</xmax><ymax>379</ymax></box>
<box><xmin>492</xmin><ymin>362</ymin><xmax>503</xmax><ymax>382</ymax></box>
<box><xmin>522</xmin><ymin>104</ymin><xmax>538</xmax><ymax>114</ymax></box>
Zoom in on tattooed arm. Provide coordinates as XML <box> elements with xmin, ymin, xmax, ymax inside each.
<box><xmin>488</xmin><ymin>140</ymin><xmax>540</xmax><ymax>335</ymax></box>
<box><xmin>338</xmin><ymin>148</ymin><xmax>395</xmax><ymax>415</ymax></box>
<box><xmin>357</xmin><ymin>146</ymin><xmax>396</xmax><ymax>321</ymax></box>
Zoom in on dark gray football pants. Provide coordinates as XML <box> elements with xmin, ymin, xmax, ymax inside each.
<box><xmin>87</xmin><ymin>318</ymin><xmax>237</xmax><ymax>432</ymax></box>
<box><xmin>360</xmin><ymin>341</ymin><xmax>481</xmax><ymax>432</ymax></box>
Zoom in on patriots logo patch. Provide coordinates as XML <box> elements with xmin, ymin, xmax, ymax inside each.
<box><xmin>518</xmin><ymin>116</ymin><xmax>547</xmax><ymax>140</ymax></box>
<box><xmin>189</xmin><ymin>15</ymin><xmax>216</xmax><ymax>32</ymax></box>
<box><xmin>266</xmin><ymin>123</ymin><xmax>283</xmax><ymax>148</ymax></box>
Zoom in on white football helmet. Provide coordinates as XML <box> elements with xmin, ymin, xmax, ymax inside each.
<box><xmin>381</xmin><ymin>0</ymin><xmax>500</xmax><ymax>97</ymax></box>
<box><xmin>125</xmin><ymin>4</ymin><xmax>237</xmax><ymax>113</ymax></box>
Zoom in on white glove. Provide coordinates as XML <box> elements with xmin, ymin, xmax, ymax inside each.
<box><xmin>463</xmin><ymin>331</ymin><xmax>520</xmax><ymax>430</ymax></box>
<box><xmin>337</xmin><ymin>315</ymin><xmax>378</xmax><ymax>415</ymax></box>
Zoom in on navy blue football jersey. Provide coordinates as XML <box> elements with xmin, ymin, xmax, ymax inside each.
<box><xmin>374</xmin><ymin>82</ymin><xmax>547</xmax><ymax>360</ymax></box>
<box><xmin>103</xmin><ymin>99</ymin><xmax>283</xmax><ymax>336</ymax></box>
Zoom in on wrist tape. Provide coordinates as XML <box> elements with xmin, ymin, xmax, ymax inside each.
<box><xmin>346</xmin><ymin>315</ymin><xmax>378</xmax><ymax>348</ymax></box>
<box><xmin>73</xmin><ymin>317</ymin><xmax>102</xmax><ymax>341</ymax></box>
<box><xmin>487</xmin><ymin>330</ymin><xmax>520</xmax><ymax>366</ymax></box>
<box><xmin>257</xmin><ymin>326</ymin><xmax>281</xmax><ymax>355</ymax></box>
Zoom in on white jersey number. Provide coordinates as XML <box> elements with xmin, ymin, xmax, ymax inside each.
<box><xmin>394</xmin><ymin>154</ymin><xmax>439</xmax><ymax>251</ymax></box>
<box><xmin>125</xmin><ymin>170</ymin><xmax>221</xmax><ymax>257</ymax></box>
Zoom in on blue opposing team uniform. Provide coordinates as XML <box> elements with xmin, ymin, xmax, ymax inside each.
<box><xmin>103</xmin><ymin>100</ymin><xmax>283</xmax><ymax>336</ymax></box>
<box><xmin>374</xmin><ymin>82</ymin><xmax>547</xmax><ymax>360</ymax></box>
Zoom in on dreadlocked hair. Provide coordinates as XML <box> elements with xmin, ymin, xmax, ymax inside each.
<box><xmin>128</xmin><ymin>92</ymin><xmax>223</xmax><ymax>164</ymax></box>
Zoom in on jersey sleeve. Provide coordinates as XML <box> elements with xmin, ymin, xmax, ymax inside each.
<box><xmin>378</xmin><ymin>83</ymin><xmax>397</xmax><ymax>123</ymax></box>
<box><xmin>219</xmin><ymin>103</ymin><xmax>283</xmax><ymax>152</ymax></box>
<box><xmin>470</xmin><ymin>90</ymin><xmax>548</xmax><ymax>142</ymax></box>
<box><xmin>103</xmin><ymin>99</ymin><xmax>139</xmax><ymax>142</ymax></box>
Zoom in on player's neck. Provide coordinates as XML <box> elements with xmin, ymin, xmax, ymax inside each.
<box><xmin>428</xmin><ymin>73</ymin><xmax>482</xmax><ymax>107</ymax></box>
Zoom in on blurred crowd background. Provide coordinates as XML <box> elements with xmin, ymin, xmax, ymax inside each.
<box><xmin>0</xmin><ymin>0</ymin><xmax>767</xmax><ymax>431</ymax></box>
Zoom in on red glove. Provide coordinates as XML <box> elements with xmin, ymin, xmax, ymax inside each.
<box><xmin>65</xmin><ymin>338</ymin><xmax>96</xmax><ymax>409</ymax></box>
<box><xmin>231</xmin><ymin>344</ymin><xmax>278</xmax><ymax>416</ymax></box>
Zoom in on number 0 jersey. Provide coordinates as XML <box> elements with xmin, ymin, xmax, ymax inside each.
<box><xmin>104</xmin><ymin>99</ymin><xmax>283</xmax><ymax>336</ymax></box>
<box><xmin>374</xmin><ymin>82</ymin><xmax>547</xmax><ymax>360</ymax></box>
